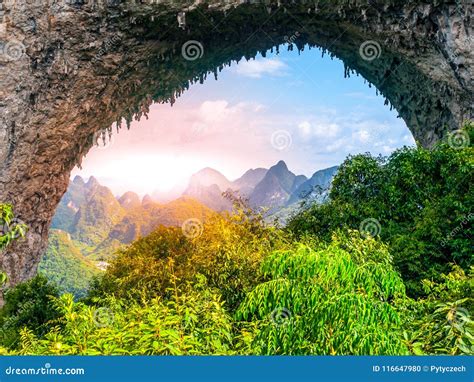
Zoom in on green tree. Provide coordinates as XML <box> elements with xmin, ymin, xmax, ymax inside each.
<box><xmin>90</xmin><ymin>203</ymin><xmax>289</xmax><ymax>311</ymax></box>
<box><xmin>0</xmin><ymin>203</ymin><xmax>28</xmax><ymax>292</ymax></box>
<box><xmin>406</xmin><ymin>265</ymin><xmax>473</xmax><ymax>355</ymax></box>
<box><xmin>237</xmin><ymin>232</ymin><xmax>409</xmax><ymax>355</ymax></box>
<box><xmin>39</xmin><ymin>230</ymin><xmax>100</xmax><ymax>298</ymax></box>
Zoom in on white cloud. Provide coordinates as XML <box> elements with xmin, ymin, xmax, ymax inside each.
<box><xmin>298</xmin><ymin>121</ymin><xmax>312</xmax><ymax>137</ymax></box>
<box><xmin>195</xmin><ymin>100</ymin><xmax>264</xmax><ymax>129</ymax></box>
<box><xmin>326</xmin><ymin>139</ymin><xmax>346</xmax><ymax>153</ymax></box>
<box><xmin>74</xmin><ymin>96</ymin><xmax>415</xmax><ymax>197</ymax></box>
<box><xmin>234</xmin><ymin>58</ymin><xmax>288</xmax><ymax>78</ymax></box>
<box><xmin>198</xmin><ymin>100</ymin><xmax>233</xmax><ymax>123</ymax></box>
<box><xmin>382</xmin><ymin>145</ymin><xmax>396</xmax><ymax>153</ymax></box>
<box><xmin>297</xmin><ymin>120</ymin><xmax>340</xmax><ymax>140</ymax></box>
<box><xmin>354</xmin><ymin>129</ymin><xmax>371</xmax><ymax>143</ymax></box>
<box><xmin>293</xmin><ymin>114</ymin><xmax>413</xmax><ymax>160</ymax></box>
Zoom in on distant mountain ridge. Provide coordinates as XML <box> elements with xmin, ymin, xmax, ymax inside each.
<box><xmin>287</xmin><ymin>165</ymin><xmax>339</xmax><ymax>205</ymax></box>
<box><xmin>40</xmin><ymin>229</ymin><xmax>100</xmax><ymax>298</ymax></box>
<box><xmin>69</xmin><ymin>176</ymin><xmax>126</xmax><ymax>247</ymax></box>
<box><xmin>249</xmin><ymin>161</ymin><xmax>307</xmax><ymax>209</ymax></box>
<box><xmin>181</xmin><ymin>160</ymin><xmax>338</xmax><ymax>212</ymax></box>
<box><xmin>56</xmin><ymin>161</ymin><xmax>338</xmax><ymax>226</ymax></box>
<box><xmin>50</xmin><ymin>177</ymin><xmax>215</xmax><ymax>260</ymax></box>
<box><xmin>232</xmin><ymin>168</ymin><xmax>268</xmax><ymax>196</ymax></box>
<box><xmin>50</xmin><ymin>161</ymin><xmax>338</xmax><ymax>259</ymax></box>
<box><xmin>182</xmin><ymin>167</ymin><xmax>269</xmax><ymax>211</ymax></box>
<box><xmin>118</xmin><ymin>191</ymin><xmax>141</xmax><ymax>210</ymax></box>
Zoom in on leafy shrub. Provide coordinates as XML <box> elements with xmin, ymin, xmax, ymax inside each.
<box><xmin>0</xmin><ymin>204</ymin><xmax>27</xmax><ymax>287</ymax></box>
<box><xmin>39</xmin><ymin>230</ymin><xmax>100</xmax><ymax>298</ymax></box>
<box><xmin>0</xmin><ymin>275</ymin><xmax>60</xmax><ymax>349</ymax></box>
<box><xmin>3</xmin><ymin>232</ymin><xmax>470</xmax><ymax>355</ymax></box>
<box><xmin>0</xmin><ymin>204</ymin><xmax>27</xmax><ymax>251</ymax></box>
<box><xmin>188</xmin><ymin>201</ymin><xmax>290</xmax><ymax>310</ymax></box>
<box><xmin>405</xmin><ymin>265</ymin><xmax>473</xmax><ymax>355</ymax></box>
<box><xmin>13</xmin><ymin>280</ymin><xmax>235</xmax><ymax>355</ymax></box>
<box><xmin>89</xmin><ymin>226</ymin><xmax>193</xmax><ymax>301</ymax></box>
<box><xmin>237</xmin><ymin>232</ymin><xmax>409</xmax><ymax>355</ymax></box>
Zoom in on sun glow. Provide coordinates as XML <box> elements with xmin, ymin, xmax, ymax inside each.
<box><xmin>80</xmin><ymin>154</ymin><xmax>210</xmax><ymax>196</ymax></box>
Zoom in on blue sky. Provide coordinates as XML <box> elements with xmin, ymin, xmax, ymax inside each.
<box><xmin>73</xmin><ymin>46</ymin><xmax>415</xmax><ymax>196</ymax></box>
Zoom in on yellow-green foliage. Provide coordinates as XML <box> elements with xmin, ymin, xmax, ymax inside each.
<box><xmin>404</xmin><ymin>265</ymin><xmax>473</xmax><ymax>355</ymax></box>
<box><xmin>12</xmin><ymin>281</ymin><xmax>234</xmax><ymax>355</ymax></box>
<box><xmin>2</xmin><ymin>227</ymin><xmax>472</xmax><ymax>355</ymax></box>
<box><xmin>0</xmin><ymin>204</ymin><xmax>27</xmax><ymax>251</ymax></box>
<box><xmin>91</xmin><ymin>206</ymin><xmax>289</xmax><ymax>310</ymax></box>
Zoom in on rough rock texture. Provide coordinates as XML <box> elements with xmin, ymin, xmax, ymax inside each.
<box><xmin>0</xmin><ymin>0</ymin><xmax>472</xmax><ymax>291</ymax></box>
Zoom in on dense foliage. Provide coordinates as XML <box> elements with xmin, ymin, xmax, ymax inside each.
<box><xmin>0</xmin><ymin>203</ymin><xmax>27</xmax><ymax>293</ymax></box>
<box><xmin>406</xmin><ymin>265</ymin><xmax>473</xmax><ymax>355</ymax></box>
<box><xmin>90</xmin><ymin>200</ymin><xmax>289</xmax><ymax>310</ymax></box>
<box><xmin>14</xmin><ymin>283</ymin><xmax>234</xmax><ymax>355</ymax></box>
<box><xmin>288</xmin><ymin>124</ymin><xmax>473</xmax><ymax>297</ymax></box>
<box><xmin>0</xmin><ymin>275</ymin><xmax>60</xmax><ymax>350</ymax></box>
<box><xmin>0</xmin><ymin>124</ymin><xmax>472</xmax><ymax>355</ymax></box>
<box><xmin>237</xmin><ymin>233</ymin><xmax>409</xmax><ymax>355</ymax></box>
<box><xmin>3</xmin><ymin>227</ymin><xmax>470</xmax><ymax>355</ymax></box>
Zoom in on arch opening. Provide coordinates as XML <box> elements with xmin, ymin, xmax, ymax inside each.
<box><xmin>73</xmin><ymin>46</ymin><xmax>414</xmax><ymax>202</ymax></box>
<box><xmin>0</xmin><ymin>0</ymin><xmax>472</xmax><ymax>288</ymax></box>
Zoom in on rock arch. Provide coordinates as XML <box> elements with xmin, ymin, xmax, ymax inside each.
<box><xmin>0</xmin><ymin>0</ymin><xmax>472</xmax><ymax>289</ymax></box>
